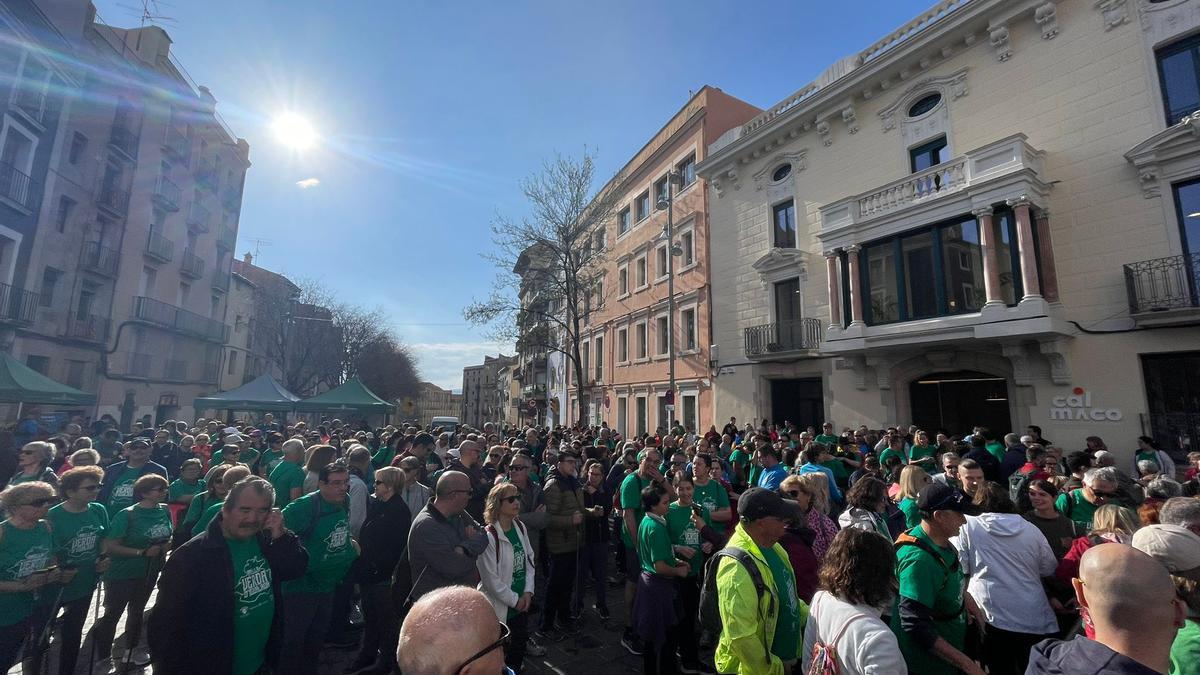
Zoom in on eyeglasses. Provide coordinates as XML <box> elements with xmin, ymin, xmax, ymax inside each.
<box><xmin>509</xmin><ymin>465</ymin><xmax>529</xmax><ymax>472</ymax></box>
<box><xmin>455</xmin><ymin>622</ymin><xmax>510</xmax><ymax>675</ymax></box>
<box><xmin>1092</xmin><ymin>490</ymin><xmax>1118</xmax><ymax>499</ymax></box>
<box><xmin>24</xmin><ymin>498</ymin><xmax>56</xmax><ymax>508</ymax></box>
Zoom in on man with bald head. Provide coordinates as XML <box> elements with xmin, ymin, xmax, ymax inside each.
<box><xmin>398</xmin><ymin>585</ymin><xmax>509</xmax><ymax>675</ymax></box>
<box><xmin>407</xmin><ymin>470</ymin><xmax>490</xmax><ymax>600</ymax></box>
<box><xmin>439</xmin><ymin>439</ymin><xmax>489</xmax><ymax>522</ymax></box>
<box><xmin>1027</xmin><ymin>543</ymin><xmax>1185</xmax><ymax>674</ymax></box>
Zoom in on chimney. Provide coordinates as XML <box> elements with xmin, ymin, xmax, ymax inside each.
<box><xmin>243</xmin><ymin>252</ymin><xmax>253</xmax><ymax>265</ymax></box>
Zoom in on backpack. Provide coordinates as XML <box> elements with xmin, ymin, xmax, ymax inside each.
<box><xmin>806</xmin><ymin>594</ymin><xmax>870</xmax><ymax>675</ymax></box>
<box><xmin>698</xmin><ymin>546</ymin><xmax>774</xmax><ymax>662</ymax></box>
<box><xmin>1008</xmin><ymin>470</ymin><xmax>1033</xmax><ymax>513</ymax></box>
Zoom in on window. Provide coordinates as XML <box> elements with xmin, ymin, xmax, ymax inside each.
<box><xmin>178</xmin><ymin>282</ymin><xmax>191</xmax><ymax>307</ymax></box>
<box><xmin>908</xmin><ymin>92</ymin><xmax>942</xmax><ymax>117</ymax></box>
<box><xmin>771</xmin><ymin>164</ymin><xmax>792</xmax><ymax>182</ymax></box>
<box><xmin>682</xmin><ymin>394</ymin><xmax>697</xmax><ymax>434</ymax></box>
<box><xmin>635</xmin><ymin>255</ymin><xmax>647</xmax><ymax>289</ymax></box>
<box><xmin>228</xmin><ymin>350</ymin><xmax>238</xmax><ymax>374</ymax></box>
<box><xmin>656</xmin><ymin>245</ymin><xmax>669</xmax><ymax>281</ymax></box>
<box><xmin>581</xmin><ymin>342</ymin><xmax>589</xmax><ymax>382</ymax></box>
<box><xmin>655</xmin><ymin>315</ymin><xmax>669</xmax><ymax>356</ymax></box>
<box><xmin>941</xmin><ymin>219</ymin><xmax>986</xmax><ymax>313</ymax></box>
<box><xmin>55</xmin><ymin>196</ymin><xmax>74</xmax><ymax>233</ymax></box>
<box><xmin>680</xmin><ymin>229</ymin><xmax>695</xmax><ymax>267</ymax></box>
<box><xmin>211</xmin><ymin>295</ymin><xmax>221</xmax><ymax>318</ymax></box>
<box><xmin>657</xmin><ymin>394</ymin><xmax>670</xmax><ymax>430</ymax></box>
<box><xmin>774</xmin><ymin>278</ymin><xmax>801</xmax><ymax>325</ymax></box>
<box><xmin>618</xmin><ymin>208</ymin><xmax>631</xmax><ymax>235</ymax></box>
<box><xmin>618</xmin><ymin>265</ymin><xmax>628</xmax><ymax>296</ymax></box>
<box><xmin>25</xmin><ymin>355</ymin><xmax>48</xmax><ymax>375</ymax></box>
<box><xmin>635</xmin><ymin>322</ymin><xmax>647</xmax><ymax>360</ymax></box>
<box><xmin>773</xmin><ymin>200</ymin><xmax>796</xmax><ymax>249</ymax></box>
<box><xmin>65</xmin><ymin>360</ymin><xmax>86</xmax><ymax>389</ymax></box>
<box><xmin>1158</xmin><ymin>34</ymin><xmax>1200</xmax><ymax>125</ymax></box>
<box><xmin>636</xmin><ymin>396</ymin><xmax>648</xmax><ymax>435</ymax></box>
<box><xmin>617</xmin><ymin>397</ymin><xmax>628</xmax><ymax>438</ymax></box>
<box><xmin>682</xmin><ymin>307</ymin><xmax>697</xmax><ymax>351</ymax></box>
<box><xmin>68</xmin><ymin>132</ymin><xmax>87</xmax><ymax>164</ymax></box>
<box><xmin>678</xmin><ymin>154</ymin><xmax>696</xmax><ymax>187</ymax></box>
<box><xmin>39</xmin><ymin>267</ymin><xmax>60</xmax><ymax>307</ymax></box>
<box><xmin>617</xmin><ymin>327</ymin><xmax>628</xmax><ymax>363</ymax></box>
<box><xmin>909</xmin><ymin>136</ymin><xmax>948</xmax><ymax>173</ymax></box>
<box><xmin>594</xmin><ymin>228</ymin><xmax>606</xmax><ymax>252</ymax></box>
<box><xmin>636</xmin><ymin>191</ymin><xmax>650</xmax><ymax>221</ymax></box>
<box><xmin>594</xmin><ymin>335</ymin><xmax>603</xmax><ymax>381</ymax></box>
<box><xmin>654</xmin><ymin>176</ymin><xmax>670</xmax><ymax>206</ymax></box>
<box><xmin>76</xmin><ymin>282</ymin><xmax>97</xmax><ymax>320</ymax></box>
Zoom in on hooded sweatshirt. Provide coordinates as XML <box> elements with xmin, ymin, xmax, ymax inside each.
<box><xmin>952</xmin><ymin>512</ymin><xmax>1058</xmax><ymax>634</ymax></box>
<box><xmin>1026</xmin><ymin>636</ymin><xmax>1164</xmax><ymax>675</ymax></box>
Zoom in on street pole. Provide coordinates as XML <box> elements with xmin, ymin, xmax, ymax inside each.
<box><xmin>665</xmin><ymin>173</ymin><xmax>677</xmax><ymax>430</ymax></box>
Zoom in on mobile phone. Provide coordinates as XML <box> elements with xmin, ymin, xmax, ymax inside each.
<box><xmin>36</xmin><ymin>565</ymin><xmax>58</xmax><ymax>575</ymax></box>
<box><xmin>690</xmin><ymin>503</ymin><xmax>702</xmax><ymax>517</ymax></box>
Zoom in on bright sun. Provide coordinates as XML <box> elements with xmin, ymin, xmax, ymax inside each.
<box><xmin>271</xmin><ymin>112</ymin><xmax>317</xmax><ymax>150</ymax></box>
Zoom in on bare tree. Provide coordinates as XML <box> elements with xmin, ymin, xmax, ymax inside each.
<box><xmin>354</xmin><ymin>335</ymin><xmax>421</xmax><ymax>403</ymax></box>
<box><xmin>464</xmin><ymin>150</ymin><xmax>623</xmax><ymax>425</ymax></box>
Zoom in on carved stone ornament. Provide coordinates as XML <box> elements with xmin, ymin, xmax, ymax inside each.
<box><xmin>842</xmin><ymin>105</ymin><xmax>859</xmax><ymax>134</ymax></box>
<box><xmin>1035</xmin><ymin>2</ymin><xmax>1059</xmax><ymax>39</ymax></box>
<box><xmin>816</xmin><ymin>119</ymin><xmax>832</xmax><ymax>146</ymax></box>
<box><xmin>1001</xmin><ymin>344</ymin><xmax>1034</xmax><ymax>387</ymax></box>
<box><xmin>1095</xmin><ymin>0</ymin><xmax>1129</xmax><ymax>31</ymax></box>
<box><xmin>751</xmin><ymin>150</ymin><xmax>809</xmax><ymax>191</ymax></box>
<box><xmin>1139</xmin><ymin>167</ymin><xmax>1160</xmax><ymax>198</ymax></box>
<box><xmin>877</xmin><ymin>68</ymin><xmax>968</xmax><ymax>133</ymax></box>
<box><xmin>1039</xmin><ymin>338</ymin><xmax>1073</xmax><ymax>385</ymax></box>
<box><xmin>989</xmin><ymin>24</ymin><xmax>1012</xmax><ymax>61</ymax></box>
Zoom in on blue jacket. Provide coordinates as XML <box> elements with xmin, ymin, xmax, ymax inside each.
<box><xmin>97</xmin><ymin>460</ymin><xmax>167</xmax><ymax>505</ymax></box>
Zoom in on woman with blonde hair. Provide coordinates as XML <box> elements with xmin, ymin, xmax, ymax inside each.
<box><xmin>896</xmin><ymin>465</ymin><xmax>932</xmax><ymax>528</ymax></box>
<box><xmin>8</xmin><ymin>441</ymin><xmax>58</xmax><ymax>487</ymax></box>
<box><xmin>1055</xmin><ymin>503</ymin><xmax>1140</xmax><ymax>589</ymax></box>
<box><xmin>783</xmin><ymin>474</ymin><xmax>838</xmax><ymax>560</ymax></box>
<box><xmin>0</xmin><ymin>481</ymin><xmax>59</xmax><ymax>670</ymax></box>
<box><xmin>477</xmin><ymin>482</ymin><xmax>535</xmax><ymax>674</ymax></box>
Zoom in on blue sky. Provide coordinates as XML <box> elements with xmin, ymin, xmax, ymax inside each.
<box><xmin>93</xmin><ymin>0</ymin><xmax>933</xmax><ymax>390</ymax></box>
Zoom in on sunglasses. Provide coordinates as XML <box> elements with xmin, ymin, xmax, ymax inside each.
<box><xmin>1092</xmin><ymin>490</ymin><xmax>1118</xmax><ymax>498</ymax></box>
<box><xmin>509</xmin><ymin>465</ymin><xmax>529</xmax><ymax>472</ymax></box>
<box><xmin>456</xmin><ymin>622</ymin><xmax>510</xmax><ymax>675</ymax></box>
<box><xmin>501</xmin><ymin>495</ymin><xmax>520</xmax><ymax>504</ymax></box>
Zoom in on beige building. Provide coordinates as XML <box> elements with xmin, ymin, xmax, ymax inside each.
<box><xmin>700</xmin><ymin>0</ymin><xmax>1200</xmax><ymax>459</ymax></box>
<box><xmin>460</xmin><ymin>354</ymin><xmax>515</xmax><ymax>428</ymax></box>
<box><xmin>413</xmin><ymin>381</ymin><xmax>461</xmax><ymax>423</ymax></box>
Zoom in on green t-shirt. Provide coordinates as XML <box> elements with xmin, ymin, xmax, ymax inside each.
<box><xmin>0</xmin><ymin>520</ymin><xmax>53</xmax><ymax>626</ymax></box>
<box><xmin>168</xmin><ymin>478</ymin><xmax>206</xmax><ymax>505</ymax></box>
<box><xmin>259</xmin><ymin>449</ymin><xmax>284</xmax><ymax>476</ymax></box>
<box><xmin>820</xmin><ymin>458</ymin><xmax>849</xmax><ymax>484</ymax></box>
<box><xmin>269</xmin><ymin>461</ymin><xmax>306</xmax><ymax>508</ymax></box>
<box><xmin>637</xmin><ymin>513</ymin><xmax>675</xmax><ymax>576</ymax></box>
<box><xmin>371</xmin><ymin>447</ymin><xmax>396</xmax><ymax>470</ymax></box>
<box><xmin>1056</xmin><ymin>489</ymin><xmax>1098</xmax><ymax>533</ymax></box>
<box><xmin>748</xmin><ymin>464</ymin><xmax>763</xmax><ymax>488</ymax></box>
<box><xmin>761</xmin><ymin>544</ymin><xmax>801</xmax><ymax>662</ymax></box>
<box><xmin>909</xmin><ymin>445</ymin><xmax>937</xmax><ymax>467</ymax></box>
<box><xmin>692</xmin><ymin>480</ymin><xmax>730</xmax><ymax>535</ymax></box>
<box><xmin>106</xmin><ymin>467</ymin><xmax>138</xmax><ymax>515</ymax></box>
<box><xmin>104</xmin><ymin>504</ymin><xmax>173</xmax><ymax>581</ymax></box>
<box><xmin>619</xmin><ymin>473</ymin><xmax>653</xmax><ymax>547</ymax></box>
<box><xmin>227</xmin><ymin>536</ymin><xmax>274</xmax><ymax>675</ymax></box>
<box><xmin>814</xmin><ymin>433</ymin><xmax>840</xmax><ymax>447</ymax></box>
<box><xmin>503</xmin><ymin>525</ymin><xmax>526</xmax><ymax>621</ymax></box>
<box><xmin>666</xmin><ymin>502</ymin><xmax>711</xmax><ymax>577</ymax></box>
<box><xmin>47</xmin><ymin>502</ymin><xmax>109</xmax><ymax>603</ymax></box>
<box><xmin>898</xmin><ymin>497</ymin><xmax>922</xmax><ymax>529</ymax></box>
<box><xmin>194</xmin><ymin>501</ymin><xmax>225</xmax><ymax>536</ymax></box>
<box><xmin>985</xmin><ymin>441</ymin><xmax>1005</xmax><ymax>464</ymax></box>
<box><xmin>1171</xmin><ymin>617</ymin><xmax>1200</xmax><ymax>675</ymax></box>
<box><xmin>182</xmin><ymin>493</ymin><xmax>220</xmax><ymax>533</ymax></box>
<box><xmin>890</xmin><ymin>526</ymin><xmax>966</xmax><ymax>675</ymax></box>
<box><xmin>729</xmin><ymin>449</ymin><xmax>750</xmax><ymax>468</ymax></box>
<box><xmin>281</xmin><ymin>492</ymin><xmax>357</xmax><ymax>594</ymax></box>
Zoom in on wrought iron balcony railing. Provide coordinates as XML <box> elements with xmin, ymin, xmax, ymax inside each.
<box><xmin>744</xmin><ymin>317</ymin><xmax>823</xmax><ymax>357</ymax></box>
<box><xmin>1124</xmin><ymin>252</ymin><xmax>1200</xmax><ymax>314</ymax></box>
<box><xmin>152</xmin><ymin>175</ymin><xmax>181</xmax><ymax>211</ymax></box>
<box><xmin>63</xmin><ymin>314</ymin><xmax>110</xmax><ymax>342</ymax></box>
<box><xmin>97</xmin><ymin>183</ymin><xmax>128</xmax><ymax>216</ymax></box>
<box><xmin>132</xmin><ymin>295</ymin><xmax>229</xmax><ymax>343</ymax></box>
<box><xmin>144</xmin><ymin>231</ymin><xmax>175</xmax><ymax>263</ymax></box>
<box><xmin>0</xmin><ymin>161</ymin><xmax>39</xmax><ymax>212</ymax></box>
<box><xmin>217</xmin><ymin>224</ymin><xmax>236</xmax><ymax>250</ymax></box>
<box><xmin>186</xmin><ymin>202</ymin><xmax>210</xmax><ymax>231</ymax></box>
<box><xmin>0</xmin><ymin>283</ymin><xmax>38</xmax><ymax>324</ymax></box>
<box><xmin>181</xmin><ymin>249</ymin><xmax>205</xmax><ymax>279</ymax></box>
<box><xmin>80</xmin><ymin>241</ymin><xmax>119</xmax><ymax>277</ymax></box>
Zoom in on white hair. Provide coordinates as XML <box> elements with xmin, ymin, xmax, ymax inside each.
<box><xmin>1084</xmin><ymin>466</ymin><xmax>1119</xmax><ymax>486</ymax></box>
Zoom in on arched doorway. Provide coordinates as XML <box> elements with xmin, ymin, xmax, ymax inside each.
<box><xmin>909</xmin><ymin>370</ymin><xmax>1011</xmax><ymax>436</ymax></box>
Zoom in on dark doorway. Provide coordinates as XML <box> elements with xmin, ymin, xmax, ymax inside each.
<box><xmin>909</xmin><ymin>371</ymin><xmax>1011</xmax><ymax>436</ymax></box>
<box><xmin>1142</xmin><ymin>351</ymin><xmax>1200</xmax><ymax>462</ymax></box>
<box><xmin>770</xmin><ymin>378</ymin><xmax>824</xmax><ymax>429</ymax></box>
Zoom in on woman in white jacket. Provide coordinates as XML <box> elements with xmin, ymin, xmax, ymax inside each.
<box><xmin>802</xmin><ymin>528</ymin><xmax>907</xmax><ymax>675</ymax></box>
<box><xmin>952</xmin><ymin>482</ymin><xmax>1058</xmax><ymax>675</ymax></box>
<box><xmin>477</xmin><ymin>483</ymin><xmax>536</xmax><ymax>673</ymax></box>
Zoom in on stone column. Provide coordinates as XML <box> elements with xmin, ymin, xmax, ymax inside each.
<box><xmin>824</xmin><ymin>251</ymin><xmax>841</xmax><ymax>328</ymax></box>
<box><xmin>846</xmin><ymin>245</ymin><xmax>864</xmax><ymax>325</ymax></box>
<box><xmin>1034</xmin><ymin>208</ymin><xmax>1059</xmax><ymax>302</ymax></box>
<box><xmin>973</xmin><ymin>207</ymin><xmax>1004</xmax><ymax>307</ymax></box>
<box><xmin>1008</xmin><ymin>196</ymin><xmax>1042</xmax><ymax>300</ymax></box>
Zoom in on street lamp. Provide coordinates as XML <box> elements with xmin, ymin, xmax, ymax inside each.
<box><xmin>656</xmin><ymin>170</ymin><xmax>683</xmax><ymax>429</ymax></box>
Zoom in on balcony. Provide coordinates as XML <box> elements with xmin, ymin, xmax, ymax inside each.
<box><xmin>132</xmin><ymin>295</ymin><xmax>229</xmax><ymax>343</ymax></box>
<box><xmin>0</xmin><ymin>161</ymin><xmax>39</xmax><ymax>213</ymax></box>
<box><xmin>0</xmin><ymin>283</ymin><xmax>38</xmax><ymax>324</ymax></box>
<box><xmin>79</xmin><ymin>241</ymin><xmax>119</xmax><ymax>277</ymax></box>
<box><xmin>163</xmin><ymin>125</ymin><xmax>190</xmax><ymax>164</ymax></box>
<box><xmin>196</xmin><ymin>158</ymin><xmax>218</xmax><ymax>192</ymax></box>
<box><xmin>521</xmin><ymin>384</ymin><xmax>547</xmax><ymax>399</ymax></box>
<box><xmin>144</xmin><ymin>231</ymin><xmax>175</xmax><ymax>263</ymax></box>
<box><xmin>96</xmin><ymin>183</ymin><xmax>128</xmax><ymax>216</ymax></box>
<box><xmin>186</xmin><ymin>202</ymin><xmax>210</xmax><ymax>231</ymax></box>
<box><xmin>63</xmin><ymin>314</ymin><xmax>110</xmax><ymax>342</ymax></box>
<box><xmin>217</xmin><ymin>224</ymin><xmax>236</xmax><ymax>251</ymax></box>
<box><xmin>211</xmin><ymin>269</ymin><xmax>230</xmax><ymax>293</ymax></box>
<box><xmin>744</xmin><ymin>318</ymin><xmax>823</xmax><ymax>358</ymax></box>
<box><xmin>181</xmin><ymin>249</ymin><xmax>205</xmax><ymax>279</ymax></box>
<box><xmin>13</xmin><ymin>87</ymin><xmax>46</xmax><ymax>126</ymax></box>
<box><xmin>1124</xmin><ymin>252</ymin><xmax>1200</xmax><ymax>326</ymax></box>
<box><xmin>109</xmin><ymin>124</ymin><xmax>138</xmax><ymax>160</ymax></box>
<box><xmin>151</xmin><ymin>175</ymin><xmax>181</xmax><ymax>212</ymax></box>
<box><xmin>110</xmin><ymin>351</ymin><xmax>219</xmax><ymax>384</ymax></box>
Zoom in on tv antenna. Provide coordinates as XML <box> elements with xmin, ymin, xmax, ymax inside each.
<box><xmin>117</xmin><ymin>0</ymin><xmax>177</xmax><ymax>27</ymax></box>
<box><xmin>249</xmin><ymin>238</ymin><xmax>273</xmax><ymax>260</ymax></box>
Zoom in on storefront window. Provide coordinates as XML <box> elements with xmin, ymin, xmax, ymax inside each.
<box><xmin>866</xmin><ymin>244</ymin><xmax>899</xmax><ymax>323</ymax></box>
<box><xmin>993</xmin><ymin>211</ymin><xmax>1021</xmax><ymax>305</ymax></box>
<box><xmin>902</xmin><ymin>231</ymin><xmax>938</xmax><ymax>319</ymax></box>
<box><xmin>941</xmin><ymin>219</ymin><xmax>985</xmax><ymax>313</ymax></box>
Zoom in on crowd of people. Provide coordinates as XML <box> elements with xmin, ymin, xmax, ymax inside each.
<box><xmin>0</xmin><ymin>414</ymin><xmax>1195</xmax><ymax>675</ymax></box>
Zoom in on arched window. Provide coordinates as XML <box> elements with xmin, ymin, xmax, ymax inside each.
<box><xmin>907</xmin><ymin>92</ymin><xmax>942</xmax><ymax>118</ymax></box>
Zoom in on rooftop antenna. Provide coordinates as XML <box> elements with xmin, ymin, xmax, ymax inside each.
<box><xmin>116</xmin><ymin>0</ymin><xmax>177</xmax><ymax>27</ymax></box>
<box><xmin>249</xmin><ymin>238</ymin><xmax>273</xmax><ymax>261</ymax></box>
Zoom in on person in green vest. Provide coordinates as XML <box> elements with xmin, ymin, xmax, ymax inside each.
<box><xmin>278</xmin><ymin>463</ymin><xmax>358</xmax><ymax>675</ymax></box>
<box><xmin>0</xmin><ymin>481</ymin><xmax>59</xmax><ymax>671</ymax></box>
<box><xmin>897</xmin><ymin>465</ymin><xmax>933</xmax><ymax>528</ymax></box>
<box><xmin>257</xmin><ymin>433</ymin><xmax>286</xmax><ymax>477</ymax></box>
<box><xmin>98</xmin><ymin>438</ymin><xmax>167</xmax><ymax>518</ymax></box>
<box><xmin>178</xmin><ymin>464</ymin><xmax>232</xmax><ymax>547</ymax></box>
<box><xmin>210</xmin><ymin>435</ymin><xmax>259</xmax><ymax>470</ymax></box>
<box><xmin>728</xmin><ymin>440</ymin><xmax>753</xmax><ymax>491</ymax></box>
<box><xmin>1056</xmin><ymin>466</ymin><xmax>1121</xmax><ymax>533</ymax></box>
<box><xmin>908</xmin><ymin>430</ymin><xmax>939</xmax><ymax>471</ymax></box>
<box><xmin>93</xmin><ymin>473</ymin><xmax>174</xmax><ymax>671</ymax></box>
<box><xmin>268</xmin><ymin>439</ymin><xmax>307</xmax><ymax>507</ymax></box>
<box><xmin>891</xmin><ymin>482</ymin><xmax>987</xmax><ymax>675</ymax></box>
<box><xmin>48</xmin><ymin>466</ymin><xmax>110</xmax><ymax>675</ymax></box>
<box><xmin>632</xmin><ymin>483</ymin><xmax>690</xmax><ymax>675</ymax></box>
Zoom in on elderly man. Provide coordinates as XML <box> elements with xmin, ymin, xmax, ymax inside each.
<box><xmin>397</xmin><ymin>585</ymin><xmax>508</xmax><ymax>675</ymax></box>
<box><xmin>150</xmin><ymin>477</ymin><xmax>308</xmax><ymax>675</ymax></box>
<box><xmin>149</xmin><ymin>427</ymin><xmax>186</xmax><ymax>478</ymax></box>
<box><xmin>407</xmin><ymin>471</ymin><xmax>489</xmax><ymax>600</ymax></box>
<box><xmin>1057</xmin><ymin>466</ymin><xmax>1121</xmax><ymax>533</ymax></box>
<box><xmin>440</xmin><ymin>439</ymin><xmax>489</xmax><ymax>522</ymax></box>
<box><xmin>268</xmin><ymin>438</ymin><xmax>306</xmax><ymax>507</ymax></box>
<box><xmin>1094</xmin><ymin>450</ymin><xmax>1147</xmax><ymax>507</ymax></box>
<box><xmin>1161</xmin><ymin>497</ymin><xmax>1200</xmax><ymax>536</ymax></box>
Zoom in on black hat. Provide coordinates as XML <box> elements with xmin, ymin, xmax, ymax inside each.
<box><xmin>128</xmin><ymin>438</ymin><xmax>150</xmax><ymax>449</ymax></box>
<box><xmin>737</xmin><ymin>487</ymin><xmax>802</xmax><ymax>522</ymax></box>
<box><xmin>917</xmin><ymin>483</ymin><xmax>981</xmax><ymax>516</ymax></box>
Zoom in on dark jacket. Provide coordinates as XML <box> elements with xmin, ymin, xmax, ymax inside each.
<box><xmin>1025</xmin><ymin>636</ymin><xmax>1163</xmax><ymax>674</ymax></box>
<box><xmin>148</xmin><ymin>513</ymin><xmax>308</xmax><ymax>675</ymax></box>
<box><xmin>98</xmin><ymin>460</ymin><xmax>167</xmax><ymax>504</ymax></box>
<box><xmin>581</xmin><ymin>483</ymin><xmax>611</xmax><ymax>543</ymax></box>
<box><xmin>542</xmin><ymin>469</ymin><xmax>585</xmax><ymax>554</ymax></box>
<box><xmin>964</xmin><ymin>446</ymin><xmax>1002</xmax><ymax>483</ymax></box>
<box><xmin>407</xmin><ymin>500</ymin><xmax>489</xmax><ymax>600</ymax></box>
<box><xmin>1001</xmin><ymin>445</ymin><xmax>1027</xmax><ymax>481</ymax></box>
<box><xmin>355</xmin><ymin>495</ymin><xmax>412</xmax><ymax>585</ymax></box>
<box><xmin>151</xmin><ymin>442</ymin><xmax>186</xmax><ymax>478</ymax></box>
<box><xmin>445</xmin><ymin>458</ymin><xmax>488</xmax><ymax>523</ymax></box>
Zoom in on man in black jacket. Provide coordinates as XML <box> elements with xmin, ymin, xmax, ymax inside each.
<box><xmin>149</xmin><ymin>476</ymin><xmax>308</xmax><ymax>675</ymax></box>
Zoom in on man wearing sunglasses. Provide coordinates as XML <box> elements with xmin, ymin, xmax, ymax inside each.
<box><xmin>98</xmin><ymin>438</ymin><xmax>166</xmax><ymax>517</ymax></box>
<box><xmin>1056</xmin><ymin>466</ymin><xmax>1121</xmax><ymax>533</ymax></box>
<box><xmin>398</xmin><ymin>585</ymin><xmax>513</xmax><ymax>675</ymax></box>
<box><xmin>408</xmin><ymin>471</ymin><xmax>490</xmax><ymax>601</ymax></box>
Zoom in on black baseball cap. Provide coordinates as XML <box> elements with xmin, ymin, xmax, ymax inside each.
<box><xmin>128</xmin><ymin>438</ymin><xmax>150</xmax><ymax>449</ymax></box>
<box><xmin>737</xmin><ymin>487</ymin><xmax>802</xmax><ymax>522</ymax></box>
<box><xmin>917</xmin><ymin>483</ymin><xmax>981</xmax><ymax>516</ymax></box>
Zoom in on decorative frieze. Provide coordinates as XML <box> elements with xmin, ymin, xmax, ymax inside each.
<box><xmin>1095</xmin><ymin>0</ymin><xmax>1129</xmax><ymax>31</ymax></box>
<box><xmin>817</xmin><ymin>119</ymin><xmax>833</xmax><ymax>146</ymax></box>
<box><xmin>989</xmin><ymin>23</ymin><xmax>1012</xmax><ymax>61</ymax></box>
<box><xmin>842</xmin><ymin>105</ymin><xmax>859</xmax><ymax>134</ymax></box>
<box><xmin>1035</xmin><ymin>2</ymin><xmax>1059</xmax><ymax>38</ymax></box>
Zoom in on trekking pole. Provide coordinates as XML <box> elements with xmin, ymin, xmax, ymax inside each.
<box><xmin>120</xmin><ymin>539</ymin><xmax>168</xmax><ymax>674</ymax></box>
<box><xmin>86</xmin><ymin>572</ymin><xmax>104</xmax><ymax>675</ymax></box>
<box><xmin>33</xmin><ymin>570</ymin><xmax>69</xmax><ymax>675</ymax></box>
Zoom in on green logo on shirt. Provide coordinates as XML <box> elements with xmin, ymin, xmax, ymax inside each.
<box><xmin>324</xmin><ymin>521</ymin><xmax>349</xmax><ymax>553</ymax></box>
<box><xmin>8</xmin><ymin>546</ymin><xmax>50</xmax><ymax>578</ymax></box>
<box><xmin>237</xmin><ymin>556</ymin><xmax>272</xmax><ymax>615</ymax></box>
<box><xmin>68</xmin><ymin>527</ymin><xmax>100</xmax><ymax>557</ymax></box>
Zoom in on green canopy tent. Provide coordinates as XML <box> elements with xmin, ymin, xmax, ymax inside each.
<box><xmin>294</xmin><ymin>378</ymin><xmax>394</xmax><ymax>416</ymax></box>
<box><xmin>0</xmin><ymin>352</ymin><xmax>95</xmax><ymax>407</ymax></box>
<box><xmin>193</xmin><ymin>374</ymin><xmax>300</xmax><ymax>413</ymax></box>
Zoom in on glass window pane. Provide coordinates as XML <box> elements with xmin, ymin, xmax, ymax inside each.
<box><xmin>774</xmin><ymin>278</ymin><xmax>800</xmax><ymax>324</ymax></box>
<box><xmin>867</xmin><ymin>245</ymin><xmax>899</xmax><ymax>323</ymax></box>
<box><xmin>773</xmin><ymin>200</ymin><xmax>796</xmax><ymax>248</ymax></box>
<box><xmin>942</xmin><ymin>219</ymin><xmax>986</xmax><ymax>313</ymax></box>
<box><xmin>1175</xmin><ymin>179</ymin><xmax>1200</xmax><ymax>255</ymax></box>
<box><xmin>902</xmin><ymin>232</ymin><xmax>938</xmax><ymax>319</ymax></box>
<box><xmin>1160</xmin><ymin>47</ymin><xmax>1200</xmax><ymax>123</ymax></box>
<box><xmin>994</xmin><ymin>212</ymin><xmax>1019</xmax><ymax>305</ymax></box>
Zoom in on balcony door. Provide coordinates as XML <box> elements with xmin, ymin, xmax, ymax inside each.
<box><xmin>773</xmin><ymin>277</ymin><xmax>801</xmax><ymax>348</ymax></box>
<box><xmin>1172</xmin><ymin>179</ymin><xmax>1200</xmax><ymax>305</ymax></box>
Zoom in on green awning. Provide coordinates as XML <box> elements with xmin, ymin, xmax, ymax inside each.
<box><xmin>0</xmin><ymin>352</ymin><xmax>95</xmax><ymax>406</ymax></box>
<box><xmin>294</xmin><ymin>378</ymin><xmax>394</xmax><ymax>414</ymax></box>
<box><xmin>194</xmin><ymin>374</ymin><xmax>300</xmax><ymax>412</ymax></box>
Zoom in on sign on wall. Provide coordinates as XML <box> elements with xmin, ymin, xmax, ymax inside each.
<box><xmin>1050</xmin><ymin>387</ymin><xmax>1122</xmax><ymax>422</ymax></box>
